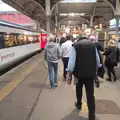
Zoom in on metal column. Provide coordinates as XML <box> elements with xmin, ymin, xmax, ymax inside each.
<box><xmin>90</xmin><ymin>15</ymin><xmax>94</xmax><ymax>27</ymax></box>
<box><xmin>55</xmin><ymin>4</ymin><xmax>58</xmax><ymax>31</ymax></box>
<box><xmin>45</xmin><ymin>0</ymin><xmax>51</xmax><ymax>34</ymax></box>
<box><xmin>90</xmin><ymin>15</ymin><xmax>94</xmax><ymax>34</ymax></box>
<box><xmin>37</xmin><ymin>22</ymin><xmax>41</xmax><ymax>30</ymax></box>
<box><xmin>115</xmin><ymin>16</ymin><xmax>119</xmax><ymax>47</ymax></box>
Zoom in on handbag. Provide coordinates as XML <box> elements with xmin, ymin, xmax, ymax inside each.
<box><xmin>98</xmin><ymin>65</ymin><xmax>105</xmax><ymax>79</ymax></box>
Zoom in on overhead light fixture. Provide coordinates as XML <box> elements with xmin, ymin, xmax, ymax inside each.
<box><xmin>69</xmin><ymin>21</ymin><xmax>72</xmax><ymax>24</ymax></box>
<box><xmin>60</xmin><ymin>13</ymin><xmax>85</xmax><ymax>17</ymax></box>
<box><xmin>69</xmin><ymin>13</ymin><xmax>75</xmax><ymax>16</ymax></box>
<box><xmin>61</xmin><ymin>0</ymin><xmax>97</xmax><ymax>3</ymax></box>
<box><xmin>60</xmin><ymin>13</ymin><xmax>68</xmax><ymax>16</ymax></box>
<box><xmin>80</xmin><ymin>13</ymin><xmax>85</xmax><ymax>16</ymax></box>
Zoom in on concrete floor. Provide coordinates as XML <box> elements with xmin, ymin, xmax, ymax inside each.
<box><xmin>0</xmin><ymin>52</ymin><xmax>120</xmax><ymax>120</ymax></box>
<box><xmin>29</xmin><ymin>68</ymin><xmax>120</xmax><ymax>120</ymax></box>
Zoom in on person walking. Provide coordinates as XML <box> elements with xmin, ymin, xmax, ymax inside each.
<box><xmin>66</xmin><ymin>37</ymin><xmax>101</xmax><ymax>120</ymax></box>
<box><xmin>104</xmin><ymin>39</ymin><xmax>118</xmax><ymax>82</ymax></box>
<box><xmin>61</xmin><ymin>34</ymin><xmax>73</xmax><ymax>81</ymax></box>
<box><xmin>89</xmin><ymin>35</ymin><xmax>104</xmax><ymax>87</ymax></box>
<box><xmin>44</xmin><ymin>34</ymin><xmax>61</xmax><ymax>88</ymax></box>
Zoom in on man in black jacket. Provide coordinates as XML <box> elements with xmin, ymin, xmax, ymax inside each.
<box><xmin>66</xmin><ymin>37</ymin><xmax>101</xmax><ymax>120</ymax></box>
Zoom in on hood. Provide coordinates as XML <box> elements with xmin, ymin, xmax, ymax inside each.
<box><xmin>46</xmin><ymin>42</ymin><xmax>57</xmax><ymax>48</ymax></box>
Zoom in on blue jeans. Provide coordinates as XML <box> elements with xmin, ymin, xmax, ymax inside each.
<box><xmin>47</xmin><ymin>61</ymin><xmax>58</xmax><ymax>88</ymax></box>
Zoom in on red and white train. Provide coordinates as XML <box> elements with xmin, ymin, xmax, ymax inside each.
<box><xmin>0</xmin><ymin>20</ymin><xmax>47</xmax><ymax>71</ymax></box>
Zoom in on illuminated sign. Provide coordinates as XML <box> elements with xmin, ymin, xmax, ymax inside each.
<box><xmin>110</xmin><ymin>19</ymin><xmax>120</xmax><ymax>28</ymax></box>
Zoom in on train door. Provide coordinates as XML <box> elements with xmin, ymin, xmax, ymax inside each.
<box><xmin>41</xmin><ymin>33</ymin><xmax>47</xmax><ymax>49</ymax></box>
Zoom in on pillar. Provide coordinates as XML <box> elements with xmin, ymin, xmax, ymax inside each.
<box><xmin>37</xmin><ymin>22</ymin><xmax>41</xmax><ymax>30</ymax></box>
<box><xmin>55</xmin><ymin>4</ymin><xmax>58</xmax><ymax>30</ymax></box>
<box><xmin>90</xmin><ymin>15</ymin><xmax>94</xmax><ymax>27</ymax></box>
<box><xmin>90</xmin><ymin>15</ymin><xmax>94</xmax><ymax>34</ymax></box>
<box><xmin>45</xmin><ymin>0</ymin><xmax>51</xmax><ymax>34</ymax></box>
<box><xmin>115</xmin><ymin>16</ymin><xmax>119</xmax><ymax>47</ymax></box>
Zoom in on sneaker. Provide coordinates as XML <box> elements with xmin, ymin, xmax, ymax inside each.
<box><xmin>75</xmin><ymin>102</ymin><xmax>81</xmax><ymax>110</ymax></box>
<box><xmin>49</xmin><ymin>86</ymin><xmax>55</xmax><ymax>89</ymax></box>
<box><xmin>55</xmin><ymin>84</ymin><xmax>58</xmax><ymax>87</ymax></box>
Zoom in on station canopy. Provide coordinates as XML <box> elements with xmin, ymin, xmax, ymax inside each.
<box><xmin>2</xmin><ymin>0</ymin><xmax>115</xmax><ymax>28</ymax></box>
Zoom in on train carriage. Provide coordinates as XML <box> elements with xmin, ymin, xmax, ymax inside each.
<box><xmin>0</xmin><ymin>20</ymin><xmax>46</xmax><ymax>71</ymax></box>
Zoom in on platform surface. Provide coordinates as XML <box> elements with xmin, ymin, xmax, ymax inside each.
<box><xmin>0</xmin><ymin>52</ymin><xmax>120</xmax><ymax>120</ymax></box>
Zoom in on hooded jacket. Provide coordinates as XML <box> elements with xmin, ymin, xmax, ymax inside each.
<box><xmin>44</xmin><ymin>42</ymin><xmax>61</xmax><ymax>62</ymax></box>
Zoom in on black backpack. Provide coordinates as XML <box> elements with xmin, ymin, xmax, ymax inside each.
<box><xmin>73</xmin><ymin>39</ymin><xmax>97</xmax><ymax>79</ymax></box>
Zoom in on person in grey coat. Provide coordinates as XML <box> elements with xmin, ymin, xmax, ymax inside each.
<box><xmin>44</xmin><ymin>34</ymin><xmax>61</xmax><ymax>88</ymax></box>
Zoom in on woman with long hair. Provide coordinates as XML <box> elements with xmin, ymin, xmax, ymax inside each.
<box><xmin>104</xmin><ymin>39</ymin><xmax>118</xmax><ymax>82</ymax></box>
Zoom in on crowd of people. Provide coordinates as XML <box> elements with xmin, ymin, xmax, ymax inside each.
<box><xmin>44</xmin><ymin>33</ymin><xmax>119</xmax><ymax>120</ymax></box>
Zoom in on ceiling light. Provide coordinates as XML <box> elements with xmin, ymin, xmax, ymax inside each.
<box><xmin>69</xmin><ymin>21</ymin><xmax>72</xmax><ymax>24</ymax></box>
<box><xmin>61</xmin><ymin>0</ymin><xmax>96</xmax><ymax>3</ymax></box>
<box><xmin>60</xmin><ymin>13</ymin><xmax>68</xmax><ymax>16</ymax></box>
<box><xmin>69</xmin><ymin>13</ymin><xmax>75</xmax><ymax>16</ymax></box>
<box><xmin>80</xmin><ymin>13</ymin><xmax>85</xmax><ymax>16</ymax></box>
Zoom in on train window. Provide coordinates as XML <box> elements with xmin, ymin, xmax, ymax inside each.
<box><xmin>0</xmin><ymin>31</ymin><xmax>40</xmax><ymax>49</ymax></box>
<box><xmin>18</xmin><ymin>35</ymin><xmax>25</xmax><ymax>45</ymax></box>
<box><xmin>0</xmin><ymin>34</ymin><xmax>5</xmax><ymax>49</ymax></box>
<box><xmin>4</xmin><ymin>34</ymin><xmax>17</xmax><ymax>48</ymax></box>
<box><xmin>28</xmin><ymin>35</ymin><xmax>34</xmax><ymax>43</ymax></box>
<box><xmin>4</xmin><ymin>34</ymin><xmax>10</xmax><ymax>48</ymax></box>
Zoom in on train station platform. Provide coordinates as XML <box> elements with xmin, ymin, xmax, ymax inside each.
<box><xmin>0</xmin><ymin>52</ymin><xmax>120</xmax><ymax>120</ymax></box>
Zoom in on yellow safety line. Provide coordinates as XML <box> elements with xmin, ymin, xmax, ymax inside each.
<box><xmin>0</xmin><ymin>68</ymin><xmax>34</xmax><ymax>102</ymax></box>
<box><xmin>0</xmin><ymin>79</ymin><xmax>22</xmax><ymax>102</ymax></box>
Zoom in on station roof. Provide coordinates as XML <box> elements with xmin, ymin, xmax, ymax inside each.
<box><xmin>2</xmin><ymin>0</ymin><xmax>115</xmax><ymax>28</ymax></box>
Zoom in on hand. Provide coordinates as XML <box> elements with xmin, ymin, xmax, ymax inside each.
<box><xmin>95</xmin><ymin>81</ymin><xmax>100</xmax><ymax>88</ymax></box>
<box><xmin>99</xmin><ymin>64</ymin><xmax>102</xmax><ymax>68</ymax></box>
<box><xmin>67</xmin><ymin>79</ymin><xmax>71</xmax><ymax>85</ymax></box>
<box><xmin>66</xmin><ymin>73</ymin><xmax>71</xmax><ymax>85</ymax></box>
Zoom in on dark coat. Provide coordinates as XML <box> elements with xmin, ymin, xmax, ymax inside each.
<box><xmin>95</xmin><ymin>42</ymin><xmax>104</xmax><ymax>64</ymax></box>
<box><xmin>60</xmin><ymin>37</ymin><xmax>66</xmax><ymax>46</ymax></box>
<box><xmin>104</xmin><ymin>46</ymin><xmax>118</xmax><ymax>67</ymax></box>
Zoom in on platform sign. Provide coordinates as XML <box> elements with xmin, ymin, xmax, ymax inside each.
<box><xmin>107</xmin><ymin>0</ymin><xmax>116</xmax><ymax>9</ymax></box>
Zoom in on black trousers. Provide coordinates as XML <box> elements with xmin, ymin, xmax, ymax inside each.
<box><xmin>62</xmin><ymin>57</ymin><xmax>69</xmax><ymax>79</ymax></box>
<box><xmin>76</xmin><ymin>78</ymin><xmax>95</xmax><ymax>120</ymax></box>
<box><xmin>107</xmin><ymin>65</ymin><xmax>116</xmax><ymax>81</ymax></box>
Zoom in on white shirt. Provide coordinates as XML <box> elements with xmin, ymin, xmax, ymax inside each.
<box><xmin>61</xmin><ymin>40</ymin><xmax>73</xmax><ymax>58</ymax></box>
